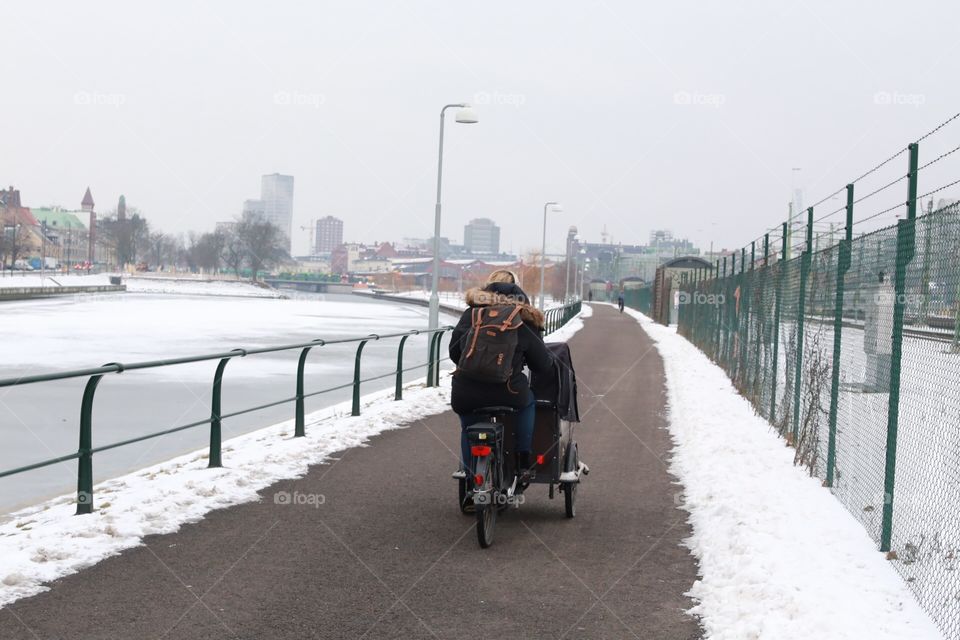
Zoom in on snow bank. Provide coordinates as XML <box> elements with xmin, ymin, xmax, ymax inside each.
<box><xmin>0</xmin><ymin>274</ymin><xmax>110</xmax><ymax>289</ymax></box>
<box><xmin>622</xmin><ymin>308</ymin><xmax>942</xmax><ymax>640</ymax></box>
<box><xmin>546</xmin><ymin>302</ymin><xmax>593</xmax><ymax>342</ymax></box>
<box><xmin>0</xmin><ymin>379</ymin><xmax>451</xmax><ymax>608</ymax></box>
<box><xmin>123</xmin><ymin>276</ymin><xmax>282</xmax><ymax>298</ymax></box>
<box><xmin>0</xmin><ymin>274</ymin><xmax>281</xmax><ymax>298</ymax></box>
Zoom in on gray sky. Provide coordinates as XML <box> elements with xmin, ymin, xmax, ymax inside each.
<box><xmin>2</xmin><ymin>0</ymin><xmax>958</xmax><ymax>256</ymax></box>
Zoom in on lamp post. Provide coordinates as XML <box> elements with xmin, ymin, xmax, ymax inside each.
<box><xmin>540</xmin><ymin>202</ymin><xmax>561</xmax><ymax>311</ymax></box>
<box><xmin>428</xmin><ymin>103</ymin><xmax>479</xmax><ymax>339</ymax></box>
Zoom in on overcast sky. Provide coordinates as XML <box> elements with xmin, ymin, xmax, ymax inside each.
<box><xmin>2</xmin><ymin>1</ymin><xmax>958</xmax><ymax>256</ymax></box>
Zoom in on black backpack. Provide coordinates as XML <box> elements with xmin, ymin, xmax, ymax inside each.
<box><xmin>456</xmin><ymin>304</ymin><xmax>524</xmax><ymax>383</ymax></box>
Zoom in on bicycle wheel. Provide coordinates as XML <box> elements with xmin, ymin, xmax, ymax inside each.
<box><xmin>564</xmin><ymin>443</ymin><xmax>578</xmax><ymax>518</ymax></box>
<box><xmin>474</xmin><ymin>456</ymin><xmax>497</xmax><ymax>548</ymax></box>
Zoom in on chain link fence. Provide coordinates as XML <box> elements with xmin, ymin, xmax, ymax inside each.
<box><xmin>625</xmin><ymin>122</ymin><xmax>960</xmax><ymax>638</ymax></box>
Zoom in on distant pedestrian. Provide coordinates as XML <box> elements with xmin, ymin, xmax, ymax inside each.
<box><xmin>617</xmin><ymin>291</ymin><xmax>625</xmax><ymax>313</ymax></box>
<box><xmin>587</xmin><ymin>290</ymin><xmax>593</xmax><ymax>302</ymax></box>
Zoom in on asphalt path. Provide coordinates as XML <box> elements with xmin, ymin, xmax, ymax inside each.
<box><xmin>0</xmin><ymin>304</ymin><xmax>701</xmax><ymax>639</ymax></box>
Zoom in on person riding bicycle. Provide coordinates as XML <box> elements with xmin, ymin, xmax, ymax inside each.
<box><xmin>449</xmin><ymin>270</ymin><xmax>554</xmax><ymax>496</ymax></box>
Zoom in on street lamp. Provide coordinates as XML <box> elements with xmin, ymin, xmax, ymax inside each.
<box><xmin>428</xmin><ymin>103</ymin><xmax>479</xmax><ymax>339</ymax></box>
<box><xmin>540</xmin><ymin>201</ymin><xmax>561</xmax><ymax>311</ymax></box>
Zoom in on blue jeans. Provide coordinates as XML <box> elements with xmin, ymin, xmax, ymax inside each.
<box><xmin>458</xmin><ymin>391</ymin><xmax>536</xmax><ymax>471</ymax></box>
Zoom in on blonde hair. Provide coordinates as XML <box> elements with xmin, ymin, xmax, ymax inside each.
<box><xmin>486</xmin><ymin>269</ymin><xmax>518</xmax><ymax>285</ymax></box>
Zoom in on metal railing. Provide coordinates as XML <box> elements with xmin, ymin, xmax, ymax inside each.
<box><xmin>0</xmin><ymin>327</ymin><xmax>454</xmax><ymax>515</ymax></box>
<box><xmin>544</xmin><ymin>300</ymin><xmax>583</xmax><ymax>334</ymax></box>
<box><xmin>0</xmin><ymin>298</ymin><xmax>584</xmax><ymax>516</ymax></box>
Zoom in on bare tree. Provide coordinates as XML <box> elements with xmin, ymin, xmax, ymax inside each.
<box><xmin>221</xmin><ymin>227</ymin><xmax>246</xmax><ymax>279</ymax></box>
<box><xmin>237</xmin><ymin>212</ymin><xmax>288</xmax><ymax>281</ymax></box>
<box><xmin>191</xmin><ymin>231</ymin><xmax>225</xmax><ymax>274</ymax></box>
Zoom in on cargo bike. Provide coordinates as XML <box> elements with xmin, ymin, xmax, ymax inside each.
<box><xmin>452</xmin><ymin>342</ymin><xmax>588</xmax><ymax>548</ymax></box>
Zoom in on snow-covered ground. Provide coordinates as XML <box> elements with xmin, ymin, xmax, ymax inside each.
<box><xmin>0</xmin><ymin>273</ymin><xmax>281</xmax><ymax>298</ymax></box>
<box><xmin>0</xmin><ymin>303</ymin><xmax>590</xmax><ymax>608</ymax></box>
<box><xmin>0</xmin><ymin>378</ymin><xmax>451</xmax><ymax>607</ymax></box>
<box><xmin>624</xmin><ymin>307</ymin><xmax>943</xmax><ymax>640</ymax></box>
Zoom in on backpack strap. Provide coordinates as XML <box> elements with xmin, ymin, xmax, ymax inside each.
<box><xmin>464</xmin><ymin>307</ymin><xmax>484</xmax><ymax>359</ymax></box>
<box><xmin>499</xmin><ymin>304</ymin><xmax>523</xmax><ymax>331</ymax></box>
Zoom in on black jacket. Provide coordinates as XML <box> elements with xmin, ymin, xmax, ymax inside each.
<box><xmin>449</xmin><ymin>283</ymin><xmax>554</xmax><ymax>414</ymax></box>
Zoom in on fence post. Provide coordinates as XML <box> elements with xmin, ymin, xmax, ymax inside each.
<box><xmin>880</xmin><ymin>142</ymin><xmax>919</xmax><ymax>553</ymax></box>
<box><xmin>792</xmin><ymin>209</ymin><xmax>814</xmax><ymax>442</ymax></box>
<box><xmin>432</xmin><ymin>329</ymin><xmax>446</xmax><ymax>386</ymax></box>
<box><xmin>395</xmin><ymin>332</ymin><xmax>415</xmax><ymax>400</ymax></box>
<box><xmin>295</xmin><ymin>340</ymin><xmax>324</xmax><ymax>437</ymax></box>
<box><xmin>826</xmin><ymin>185</ymin><xmax>854</xmax><ymax>487</ymax></box>
<box><xmin>209</xmin><ymin>354</ymin><xmax>238</xmax><ymax>468</ymax></box>
<box><xmin>752</xmin><ymin>235</ymin><xmax>768</xmax><ymax>403</ymax></box>
<box><xmin>717</xmin><ymin>257</ymin><xmax>727</xmax><ymax>362</ymax></box>
<box><xmin>770</xmin><ymin>223</ymin><xmax>787</xmax><ymax>421</ymax></box>
<box><xmin>352</xmin><ymin>336</ymin><xmax>378</xmax><ymax>416</ymax></box>
<box><xmin>76</xmin><ymin>374</ymin><xmax>104</xmax><ymax>515</ymax></box>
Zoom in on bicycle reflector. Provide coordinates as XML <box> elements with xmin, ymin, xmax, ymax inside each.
<box><xmin>471</xmin><ymin>445</ymin><xmax>492</xmax><ymax>457</ymax></box>
<box><xmin>536</xmin><ymin>454</ymin><xmax>545</xmax><ymax>465</ymax></box>
<box><xmin>474</xmin><ymin>474</ymin><xmax>484</xmax><ymax>486</ymax></box>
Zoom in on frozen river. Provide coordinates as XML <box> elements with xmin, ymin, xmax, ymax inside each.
<box><xmin>0</xmin><ymin>292</ymin><xmax>460</xmax><ymax>514</ymax></box>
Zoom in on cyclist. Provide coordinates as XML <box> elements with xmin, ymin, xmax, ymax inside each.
<box><xmin>449</xmin><ymin>270</ymin><xmax>554</xmax><ymax>504</ymax></box>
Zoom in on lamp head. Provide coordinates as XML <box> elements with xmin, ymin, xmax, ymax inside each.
<box><xmin>455</xmin><ymin>105</ymin><xmax>479</xmax><ymax>124</ymax></box>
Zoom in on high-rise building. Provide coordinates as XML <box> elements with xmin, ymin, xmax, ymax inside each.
<box><xmin>260</xmin><ymin>173</ymin><xmax>294</xmax><ymax>250</ymax></box>
<box><xmin>463</xmin><ymin>218</ymin><xmax>500</xmax><ymax>254</ymax></box>
<box><xmin>242</xmin><ymin>199</ymin><xmax>265</xmax><ymax>218</ymax></box>
<box><xmin>315</xmin><ymin>216</ymin><xmax>343</xmax><ymax>254</ymax></box>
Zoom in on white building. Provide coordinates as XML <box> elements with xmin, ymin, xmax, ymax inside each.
<box><xmin>260</xmin><ymin>174</ymin><xmax>294</xmax><ymax>251</ymax></box>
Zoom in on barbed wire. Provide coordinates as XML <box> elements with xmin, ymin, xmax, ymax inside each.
<box><xmin>917</xmin><ymin>142</ymin><xmax>960</xmax><ymax>172</ymax></box>
<box><xmin>852</xmin><ymin>201</ymin><xmax>906</xmax><ymax>228</ymax></box>
<box><xmin>916</xmin><ymin>111</ymin><xmax>960</xmax><ymax>143</ymax></box>
<box><xmin>722</xmin><ymin>111</ymin><xmax>960</xmax><ymax>260</ymax></box>
<box><xmin>918</xmin><ymin>177</ymin><xmax>960</xmax><ymax>201</ymax></box>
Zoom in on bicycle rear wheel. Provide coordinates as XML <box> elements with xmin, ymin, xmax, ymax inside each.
<box><xmin>473</xmin><ymin>455</ymin><xmax>497</xmax><ymax>548</ymax></box>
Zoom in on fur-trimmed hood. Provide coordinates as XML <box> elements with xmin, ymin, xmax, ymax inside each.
<box><xmin>464</xmin><ymin>287</ymin><xmax>545</xmax><ymax>329</ymax></box>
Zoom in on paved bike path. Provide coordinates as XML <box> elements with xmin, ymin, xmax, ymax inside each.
<box><xmin>1</xmin><ymin>304</ymin><xmax>701</xmax><ymax>639</ymax></box>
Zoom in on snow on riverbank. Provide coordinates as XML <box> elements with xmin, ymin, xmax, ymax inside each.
<box><xmin>0</xmin><ymin>379</ymin><xmax>451</xmax><ymax>608</ymax></box>
<box><xmin>0</xmin><ymin>274</ymin><xmax>281</xmax><ymax>298</ymax></box>
<box><xmin>623</xmin><ymin>308</ymin><xmax>941</xmax><ymax>639</ymax></box>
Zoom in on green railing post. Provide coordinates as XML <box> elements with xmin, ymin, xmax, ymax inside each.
<box><xmin>432</xmin><ymin>329</ymin><xmax>446</xmax><ymax>386</ymax></box>
<box><xmin>295</xmin><ymin>340</ymin><xmax>323</xmax><ymax>437</ymax></box>
<box><xmin>880</xmin><ymin>142</ymin><xmax>919</xmax><ymax>552</ymax></box>
<box><xmin>352</xmin><ymin>335</ymin><xmax>378</xmax><ymax>416</ymax></box>
<box><xmin>826</xmin><ymin>184</ymin><xmax>854</xmax><ymax>487</ymax></box>
<box><xmin>209</xmin><ymin>351</ymin><xmax>244</xmax><ymax>468</ymax></box>
<box><xmin>792</xmin><ymin>208</ymin><xmax>814</xmax><ymax>442</ymax></box>
<box><xmin>770</xmin><ymin>223</ymin><xmax>787</xmax><ymax>421</ymax></box>
<box><xmin>427</xmin><ymin>331</ymin><xmax>443</xmax><ymax>387</ymax></box>
<box><xmin>76</xmin><ymin>374</ymin><xmax>104</xmax><ymax>515</ymax></box>
<box><xmin>395</xmin><ymin>332</ymin><xmax>416</xmax><ymax>400</ymax></box>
